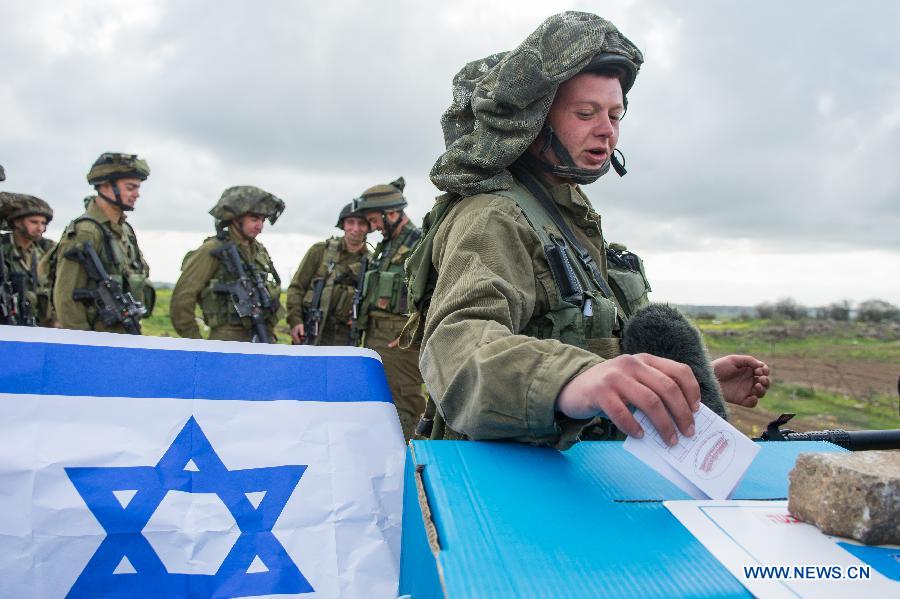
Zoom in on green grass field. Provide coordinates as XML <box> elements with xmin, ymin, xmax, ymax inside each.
<box><xmin>695</xmin><ymin>317</ymin><xmax>899</xmax><ymax>433</ymax></box>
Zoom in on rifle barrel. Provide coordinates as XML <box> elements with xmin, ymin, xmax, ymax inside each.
<box><xmin>782</xmin><ymin>429</ymin><xmax>900</xmax><ymax>451</ymax></box>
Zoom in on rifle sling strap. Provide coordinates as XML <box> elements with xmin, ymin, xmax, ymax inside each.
<box><xmin>508</xmin><ymin>164</ymin><xmax>615</xmax><ymax>300</ymax></box>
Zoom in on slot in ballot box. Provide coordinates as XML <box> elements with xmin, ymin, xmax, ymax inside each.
<box><xmin>399</xmin><ymin>440</ymin><xmax>848</xmax><ymax>598</ymax></box>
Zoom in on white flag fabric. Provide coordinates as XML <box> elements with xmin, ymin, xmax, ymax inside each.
<box><xmin>0</xmin><ymin>326</ymin><xmax>406</xmax><ymax>598</ymax></box>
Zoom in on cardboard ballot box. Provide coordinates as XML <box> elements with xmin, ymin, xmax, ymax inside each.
<box><xmin>399</xmin><ymin>440</ymin><xmax>845</xmax><ymax>598</ymax></box>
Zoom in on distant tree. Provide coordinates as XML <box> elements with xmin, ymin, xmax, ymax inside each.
<box><xmin>816</xmin><ymin>300</ymin><xmax>852</xmax><ymax>321</ymax></box>
<box><xmin>755</xmin><ymin>302</ymin><xmax>775</xmax><ymax>319</ymax></box>
<box><xmin>772</xmin><ymin>297</ymin><xmax>808</xmax><ymax>320</ymax></box>
<box><xmin>856</xmin><ymin>299</ymin><xmax>900</xmax><ymax>323</ymax></box>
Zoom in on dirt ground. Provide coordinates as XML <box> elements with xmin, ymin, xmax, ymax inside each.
<box><xmin>718</xmin><ymin>354</ymin><xmax>900</xmax><ymax>436</ymax></box>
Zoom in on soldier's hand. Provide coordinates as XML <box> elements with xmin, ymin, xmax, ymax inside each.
<box><xmin>712</xmin><ymin>355</ymin><xmax>770</xmax><ymax>408</ymax></box>
<box><xmin>555</xmin><ymin>353</ymin><xmax>701</xmax><ymax>446</ymax></box>
<box><xmin>290</xmin><ymin>323</ymin><xmax>305</xmax><ymax>345</ymax></box>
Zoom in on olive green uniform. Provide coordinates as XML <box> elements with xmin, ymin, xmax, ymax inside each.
<box><xmin>360</xmin><ymin>221</ymin><xmax>426</xmax><ymax>441</ymax></box>
<box><xmin>0</xmin><ymin>233</ymin><xmax>56</xmax><ymax>326</ymax></box>
<box><xmin>418</xmin><ymin>171</ymin><xmax>651</xmax><ymax>449</ymax></box>
<box><xmin>54</xmin><ymin>198</ymin><xmax>151</xmax><ymax>333</ymax></box>
<box><xmin>286</xmin><ymin>236</ymin><xmax>370</xmax><ymax>346</ymax></box>
<box><xmin>170</xmin><ymin>228</ymin><xmax>282</xmax><ymax>342</ymax></box>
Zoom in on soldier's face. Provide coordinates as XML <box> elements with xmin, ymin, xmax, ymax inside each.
<box><xmin>532</xmin><ymin>73</ymin><xmax>624</xmax><ymax>182</ymax></box>
<box><xmin>113</xmin><ymin>178</ymin><xmax>142</xmax><ymax>209</ymax></box>
<box><xmin>14</xmin><ymin>215</ymin><xmax>48</xmax><ymax>242</ymax></box>
<box><xmin>342</xmin><ymin>216</ymin><xmax>369</xmax><ymax>245</ymax></box>
<box><xmin>235</xmin><ymin>213</ymin><xmax>266</xmax><ymax>240</ymax></box>
<box><xmin>365</xmin><ymin>211</ymin><xmax>384</xmax><ymax>232</ymax></box>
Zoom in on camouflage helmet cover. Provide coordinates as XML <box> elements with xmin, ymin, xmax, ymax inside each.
<box><xmin>209</xmin><ymin>185</ymin><xmax>285</xmax><ymax>225</ymax></box>
<box><xmin>430</xmin><ymin>11</ymin><xmax>643</xmax><ymax>196</ymax></box>
<box><xmin>0</xmin><ymin>192</ymin><xmax>53</xmax><ymax>227</ymax></box>
<box><xmin>336</xmin><ymin>201</ymin><xmax>370</xmax><ymax>229</ymax></box>
<box><xmin>86</xmin><ymin>152</ymin><xmax>151</xmax><ymax>186</ymax></box>
<box><xmin>352</xmin><ymin>176</ymin><xmax>407</xmax><ymax>213</ymax></box>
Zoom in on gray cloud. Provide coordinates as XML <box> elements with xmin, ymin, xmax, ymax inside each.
<box><xmin>2</xmin><ymin>0</ymin><xmax>899</xmax><ymax>256</ymax></box>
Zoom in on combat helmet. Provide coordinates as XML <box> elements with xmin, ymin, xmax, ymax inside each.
<box><xmin>335</xmin><ymin>201</ymin><xmax>370</xmax><ymax>229</ymax></box>
<box><xmin>0</xmin><ymin>192</ymin><xmax>53</xmax><ymax>228</ymax></box>
<box><xmin>87</xmin><ymin>152</ymin><xmax>151</xmax><ymax>212</ymax></box>
<box><xmin>209</xmin><ymin>185</ymin><xmax>285</xmax><ymax>231</ymax></box>
<box><xmin>351</xmin><ymin>177</ymin><xmax>407</xmax><ymax>237</ymax></box>
<box><xmin>431</xmin><ymin>11</ymin><xmax>644</xmax><ymax>196</ymax></box>
<box><xmin>0</xmin><ymin>164</ymin><xmax>6</xmax><ymax>181</ymax></box>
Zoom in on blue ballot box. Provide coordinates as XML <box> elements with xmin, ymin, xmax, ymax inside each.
<box><xmin>399</xmin><ymin>440</ymin><xmax>846</xmax><ymax>598</ymax></box>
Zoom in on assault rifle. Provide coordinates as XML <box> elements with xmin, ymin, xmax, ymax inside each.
<box><xmin>347</xmin><ymin>255</ymin><xmax>368</xmax><ymax>345</ymax></box>
<box><xmin>756</xmin><ymin>413</ymin><xmax>900</xmax><ymax>451</ymax></box>
<box><xmin>303</xmin><ymin>262</ymin><xmax>334</xmax><ymax>346</ymax></box>
<box><xmin>10</xmin><ymin>272</ymin><xmax>36</xmax><ymax>326</ymax></box>
<box><xmin>0</xmin><ymin>240</ymin><xmax>22</xmax><ymax>325</ymax></box>
<box><xmin>66</xmin><ymin>240</ymin><xmax>145</xmax><ymax>334</ymax></box>
<box><xmin>211</xmin><ymin>241</ymin><xmax>272</xmax><ymax>343</ymax></box>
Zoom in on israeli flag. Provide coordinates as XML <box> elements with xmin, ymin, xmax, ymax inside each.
<box><xmin>0</xmin><ymin>326</ymin><xmax>405</xmax><ymax>598</ymax></box>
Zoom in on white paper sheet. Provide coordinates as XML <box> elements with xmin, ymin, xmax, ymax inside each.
<box><xmin>624</xmin><ymin>403</ymin><xmax>759</xmax><ymax>499</ymax></box>
<box><xmin>665</xmin><ymin>500</ymin><xmax>900</xmax><ymax>598</ymax></box>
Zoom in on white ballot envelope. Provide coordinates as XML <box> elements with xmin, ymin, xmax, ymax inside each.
<box><xmin>624</xmin><ymin>403</ymin><xmax>760</xmax><ymax>499</ymax></box>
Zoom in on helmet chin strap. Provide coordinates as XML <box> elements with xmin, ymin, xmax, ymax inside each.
<box><xmin>97</xmin><ymin>180</ymin><xmax>134</xmax><ymax>212</ymax></box>
<box><xmin>527</xmin><ymin>125</ymin><xmax>628</xmax><ymax>184</ymax></box>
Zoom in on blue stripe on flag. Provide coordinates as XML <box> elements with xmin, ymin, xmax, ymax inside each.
<box><xmin>0</xmin><ymin>341</ymin><xmax>391</xmax><ymax>403</ymax></box>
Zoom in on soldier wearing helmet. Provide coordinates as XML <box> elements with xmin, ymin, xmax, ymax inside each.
<box><xmin>170</xmin><ymin>186</ymin><xmax>285</xmax><ymax>342</ymax></box>
<box><xmin>0</xmin><ymin>192</ymin><xmax>57</xmax><ymax>326</ymax></box>
<box><xmin>406</xmin><ymin>12</ymin><xmax>770</xmax><ymax>447</ymax></box>
<box><xmin>351</xmin><ymin>176</ymin><xmax>426</xmax><ymax>441</ymax></box>
<box><xmin>53</xmin><ymin>152</ymin><xmax>153</xmax><ymax>333</ymax></box>
<box><xmin>285</xmin><ymin>202</ymin><xmax>371</xmax><ymax>346</ymax></box>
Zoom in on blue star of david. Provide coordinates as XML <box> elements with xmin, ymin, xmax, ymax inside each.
<box><xmin>64</xmin><ymin>416</ymin><xmax>312</xmax><ymax>598</ymax></box>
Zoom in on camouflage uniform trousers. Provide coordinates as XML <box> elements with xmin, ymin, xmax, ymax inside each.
<box><xmin>365</xmin><ymin>310</ymin><xmax>426</xmax><ymax>442</ymax></box>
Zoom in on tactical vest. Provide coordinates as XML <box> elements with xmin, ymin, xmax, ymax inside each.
<box><xmin>54</xmin><ymin>216</ymin><xmax>154</xmax><ymax>323</ymax></box>
<box><xmin>404</xmin><ymin>173</ymin><xmax>652</xmax><ymax>441</ymax></box>
<box><xmin>196</xmin><ymin>237</ymin><xmax>281</xmax><ymax>329</ymax></box>
<box><xmin>301</xmin><ymin>237</ymin><xmax>366</xmax><ymax>345</ymax></box>
<box><xmin>497</xmin><ymin>178</ymin><xmax>651</xmax><ymax>357</ymax></box>
<box><xmin>358</xmin><ymin>222</ymin><xmax>422</xmax><ymax>331</ymax></box>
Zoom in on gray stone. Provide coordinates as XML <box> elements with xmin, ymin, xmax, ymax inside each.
<box><xmin>788</xmin><ymin>451</ymin><xmax>900</xmax><ymax>545</ymax></box>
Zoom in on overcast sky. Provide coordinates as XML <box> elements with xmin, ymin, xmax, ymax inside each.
<box><xmin>2</xmin><ymin>0</ymin><xmax>898</xmax><ymax>306</ymax></box>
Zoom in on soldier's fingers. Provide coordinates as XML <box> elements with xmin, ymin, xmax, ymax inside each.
<box><xmin>636</xmin><ymin>354</ymin><xmax>701</xmax><ymax>414</ymax></box>
<box><xmin>598</xmin><ymin>395</ymin><xmax>645</xmax><ymax>440</ymax></box>
<box><xmin>624</xmin><ymin>382</ymin><xmax>683</xmax><ymax>445</ymax></box>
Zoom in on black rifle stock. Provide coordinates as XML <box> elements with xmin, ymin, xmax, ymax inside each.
<box><xmin>66</xmin><ymin>240</ymin><xmax>145</xmax><ymax>334</ymax></box>
<box><xmin>347</xmin><ymin>255</ymin><xmax>368</xmax><ymax>345</ymax></box>
<box><xmin>757</xmin><ymin>413</ymin><xmax>900</xmax><ymax>451</ymax></box>
<box><xmin>211</xmin><ymin>241</ymin><xmax>272</xmax><ymax>343</ymax></box>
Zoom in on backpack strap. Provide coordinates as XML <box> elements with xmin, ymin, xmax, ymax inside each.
<box><xmin>68</xmin><ymin>216</ymin><xmax>119</xmax><ymax>269</ymax></box>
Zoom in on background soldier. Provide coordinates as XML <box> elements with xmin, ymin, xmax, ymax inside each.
<box><xmin>407</xmin><ymin>12</ymin><xmax>770</xmax><ymax>447</ymax></box>
<box><xmin>353</xmin><ymin>177</ymin><xmax>426</xmax><ymax>441</ymax></box>
<box><xmin>54</xmin><ymin>153</ymin><xmax>153</xmax><ymax>333</ymax></box>
<box><xmin>0</xmin><ymin>192</ymin><xmax>57</xmax><ymax>326</ymax></box>
<box><xmin>286</xmin><ymin>202</ymin><xmax>371</xmax><ymax>345</ymax></box>
<box><xmin>170</xmin><ymin>186</ymin><xmax>284</xmax><ymax>342</ymax></box>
